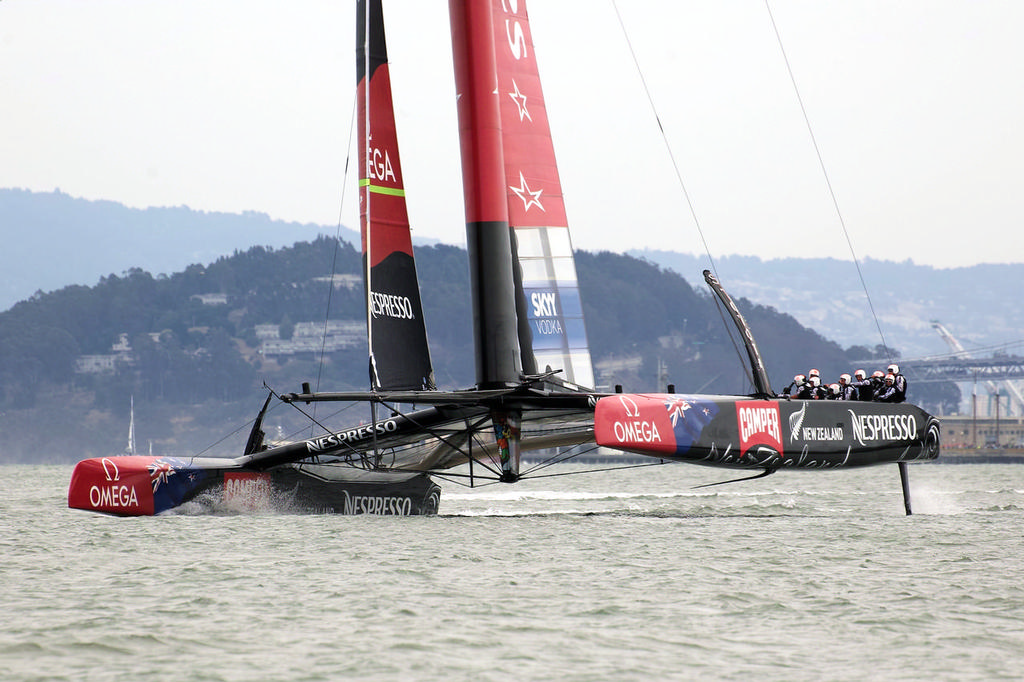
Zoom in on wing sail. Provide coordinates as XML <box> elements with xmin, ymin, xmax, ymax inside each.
<box><xmin>491</xmin><ymin>0</ymin><xmax>595</xmax><ymax>390</ymax></box>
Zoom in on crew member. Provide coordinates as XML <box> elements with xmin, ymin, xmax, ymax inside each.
<box><xmin>869</xmin><ymin>370</ymin><xmax>886</xmax><ymax>399</ymax></box>
<box><xmin>805</xmin><ymin>375</ymin><xmax>827</xmax><ymax>399</ymax></box>
<box><xmin>887</xmin><ymin>363</ymin><xmax>908</xmax><ymax>402</ymax></box>
<box><xmin>781</xmin><ymin>374</ymin><xmax>806</xmax><ymax>398</ymax></box>
<box><xmin>874</xmin><ymin>373</ymin><xmax>901</xmax><ymax>402</ymax></box>
<box><xmin>851</xmin><ymin>369</ymin><xmax>873</xmax><ymax>401</ymax></box>
<box><xmin>837</xmin><ymin>374</ymin><xmax>856</xmax><ymax>400</ymax></box>
<box><xmin>798</xmin><ymin>369</ymin><xmax>823</xmax><ymax>399</ymax></box>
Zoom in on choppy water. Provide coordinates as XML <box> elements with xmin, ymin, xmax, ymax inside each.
<box><xmin>2</xmin><ymin>462</ymin><xmax>1023</xmax><ymax>681</ymax></box>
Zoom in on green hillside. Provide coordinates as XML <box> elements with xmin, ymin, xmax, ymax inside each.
<box><xmin>0</xmin><ymin>237</ymin><xmax>954</xmax><ymax>462</ymax></box>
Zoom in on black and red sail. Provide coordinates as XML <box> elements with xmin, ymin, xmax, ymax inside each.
<box><xmin>449</xmin><ymin>0</ymin><xmax>594</xmax><ymax>391</ymax></box>
<box><xmin>358</xmin><ymin>0</ymin><xmax>435</xmax><ymax>391</ymax></box>
<box><xmin>449</xmin><ymin>0</ymin><xmax>597</xmax><ymax>480</ymax></box>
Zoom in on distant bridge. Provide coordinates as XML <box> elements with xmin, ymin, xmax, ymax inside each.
<box><xmin>896</xmin><ymin>356</ymin><xmax>1024</xmax><ymax>417</ymax></box>
<box><xmin>900</xmin><ymin>357</ymin><xmax>1024</xmax><ymax>383</ymax></box>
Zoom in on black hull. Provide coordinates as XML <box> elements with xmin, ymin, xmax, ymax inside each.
<box><xmin>265</xmin><ymin>464</ymin><xmax>440</xmax><ymax>515</ymax></box>
<box><xmin>596</xmin><ymin>394</ymin><xmax>941</xmax><ymax>470</ymax></box>
<box><xmin>68</xmin><ymin>455</ymin><xmax>441</xmax><ymax>516</ymax></box>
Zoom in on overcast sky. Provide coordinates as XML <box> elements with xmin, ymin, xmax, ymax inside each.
<box><xmin>2</xmin><ymin>0</ymin><xmax>1022</xmax><ymax>268</ymax></box>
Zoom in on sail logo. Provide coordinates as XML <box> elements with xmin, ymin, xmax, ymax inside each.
<box><xmin>848</xmin><ymin>410</ymin><xmax>917</xmax><ymax>445</ymax></box>
<box><xmin>305</xmin><ymin>419</ymin><xmax>400</xmax><ymax>452</ymax></box>
<box><xmin>736</xmin><ymin>402</ymin><xmax>783</xmax><ymax>453</ymax></box>
<box><xmin>531</xmin><ymin>291</ymin><xmax>558</xmax><ymax>317</ymax></box>
<box><xmin>533</xmin><ymin>318</ymin><xmax>563</xmax><ymax>336</ymax></box>
<box><xmin>508</xmin><ymin>79</ymin><xmax>531</xmax><ymax>122</ymax></box>
<box><xmin>370</xmin><ymin>291</ymin><xmax>415</xmax><ymax>320</ymax></box>
<box><xmin>530</xmin><ymin>291</ymin><xmax>563</xmax><ymax>336</ymax></box>
<box><xmin>510</xmin><ymin>172</ymin><xmax>545</xmax><ymax>212</ymax></box>
<box><xmin>499</xmin><ymin>0</ymin><xmax>528</xmax><ymax>60</ymax></box>
<box><xmin>367</xmin><ymin>146</ymin><xmax>397</xmax><ymax>183</ymax></box>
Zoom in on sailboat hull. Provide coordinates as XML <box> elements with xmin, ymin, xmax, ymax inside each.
<box><xmin>68</xmin><ymin>456</ymin><xmax>441</xmax><ymax>516</ymax></box>
<box><xmin>595</xmin><ymin>394</ymin><xmax>941</xmax><ymax>469</ymax></box>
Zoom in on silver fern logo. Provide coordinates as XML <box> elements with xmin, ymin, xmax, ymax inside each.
<box><xmin>789</xmin><ymin>402</ymin><xmax>807</xmax><ymax>442</ymax></box>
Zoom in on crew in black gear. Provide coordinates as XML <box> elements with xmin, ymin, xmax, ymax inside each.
<box><xmin>801</xmin><ymin>376</ymin><xmax>827</xmax><ymax>399</ymax></box>
<box><xmin>781</xmin><ymin>374</ymin><xmax>806</xmax><ymax>398</ymax></box>
<box><xmin>850</xmin><ymin>370</ymin><xmax>872</xmax><ymax>401</ymax></box>
<box><xmin>887</xmin><ymin>364</ymin><xmax>908</xmax><ymax>403</ymax></box>
<box><xmin>837</xmin><ymin>374</ymin><xmax>856</xmax><ymax>400</ymax></box>
<box><xmin>874</xmin><ymin>373</ymin><xmax>901</xmax><ymax>402</ymax></box>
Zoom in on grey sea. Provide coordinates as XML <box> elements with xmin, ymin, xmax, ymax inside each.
<box><xmin>2</xmin><ymin>462</ymin><xmax>1023</xmax><ymax>681</ymax></box>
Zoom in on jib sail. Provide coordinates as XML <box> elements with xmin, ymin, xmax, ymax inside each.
<box><xmin>358</xmin><ymin>0</ymin><xmax>435</xmax><ymax>391</ymax></box>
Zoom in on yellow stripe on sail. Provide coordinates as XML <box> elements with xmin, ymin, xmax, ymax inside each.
<box><xmin>359</xmin><ymin>178</ymin><xmax>406</xmax><ymax>197</ymax></box>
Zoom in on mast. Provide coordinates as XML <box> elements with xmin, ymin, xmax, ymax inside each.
<box><xmin>362</xmin><ymin>0</ymin><xmax>375</xmax><ymax>387</ymax></box>
<box><xmin>449</xmin><ymin>0</ymin><xmax>522</xmax><ymax>391</ymax></box>
<box><xmin>127</xmin><ymin>395</ymin><xmax>136</xmax><ymax>456</ymax></box>
<box><xmin>449</xmin><ymin>0</ymin><xmax>525</xmax><ymax>481</ymax></box>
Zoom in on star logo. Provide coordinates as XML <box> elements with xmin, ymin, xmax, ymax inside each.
<box><xmin>509</xmin><ymin>172</ymin><xmax>545</xmax><ymax>213</ymax></box>
<box><xmin>508</xmin><ymin>79</ymin><xmax>532</xmax><ymax>122</ymax></box>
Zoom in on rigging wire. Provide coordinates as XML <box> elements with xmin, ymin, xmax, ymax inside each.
<box><xmin>191</xmin><ymin>395</ymin><xmax>286</xmax><ymax>457</ymax></box>
<box><xmin>309</xmin><ymin>88</ymin><xmax>361</xmax><ymax>437</ymax></box>
<box><xmin>614</xmin><ymin>0</ymin><xmax>900</xmax><ymax>381</ymax></box>
<box><xmin>610</xmin><ymin>0</ymin><xmax>718</xmax><ymax>279</ymax></box>
<box><xmin>612</xmin><ymin>0</ymin><xmax>763</xmax><ymax>389</ymax></box>
<box><xmin>520</xmin><ymin>458</ymin><xmax>671</xmax><ymax>480</ymax></box>
<box><xmin>763</xmin><ymin>0</ymin><xmax>892</xmax><ymax>360</ymax></box>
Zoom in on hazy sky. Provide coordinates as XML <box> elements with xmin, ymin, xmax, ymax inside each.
<box><xmin>2</xmin><ymin>0</ymin><xmax>1022</xmax><ymax>268</ymax></box>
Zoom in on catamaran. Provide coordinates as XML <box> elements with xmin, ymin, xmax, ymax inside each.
<box><xmin>68</xmin><ymin>0</ymin><xmax>939</xmax><ymax>517</ymax></box>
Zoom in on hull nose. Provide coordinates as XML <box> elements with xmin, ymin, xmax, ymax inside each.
<box><xmin>68</xmin><ymin>456</ymin><xmax>158</xmax><ymax>516</ymax></box>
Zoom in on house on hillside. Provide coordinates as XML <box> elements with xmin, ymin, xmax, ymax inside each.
<box><xmin>258</xmin><ymin>319</ymin><xmax>364</xmax><ymax>357</ymax></box>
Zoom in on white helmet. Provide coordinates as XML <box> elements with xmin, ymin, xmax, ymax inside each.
<box><xmin>854</xmin><ymin>369</ymin><xmax>866</xmax><ymax>380</ymax></box>
<box><xmin>794</xmin><ymin>374</ymin><xmax>806</xmax><ymax>386</ymax></box>
<box><xmin>829</xmin><ymin>383</ymin><xmax>840</xmax><ymax>395</ymax></box>
<box><xmin>872</xmin><ymin>371</ymin><xmax>885</xmax><ymax>379</ymax></box>
<box><xmin>885</xmin><ymin>373</ymin><xmax>895</xmax><ymax>384</ymax></box>
<box><xmin>809</xmin><ymin>376</ymin><xmax>821</xmax><ymax>387</ymax></box>
<box><xmin>888</xmin><ymin>363</ymin><xmax>900</xmax><ymax>375</ymax></box>
<box><xmin>809</xmin><ymin>368</ymin><xmax>820</xmax><ymax>378</ymax></box>
<box><xmin>839</xmin><ymin>373</ymin><xmax>851</xmax><ymax>385</ymax></box>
